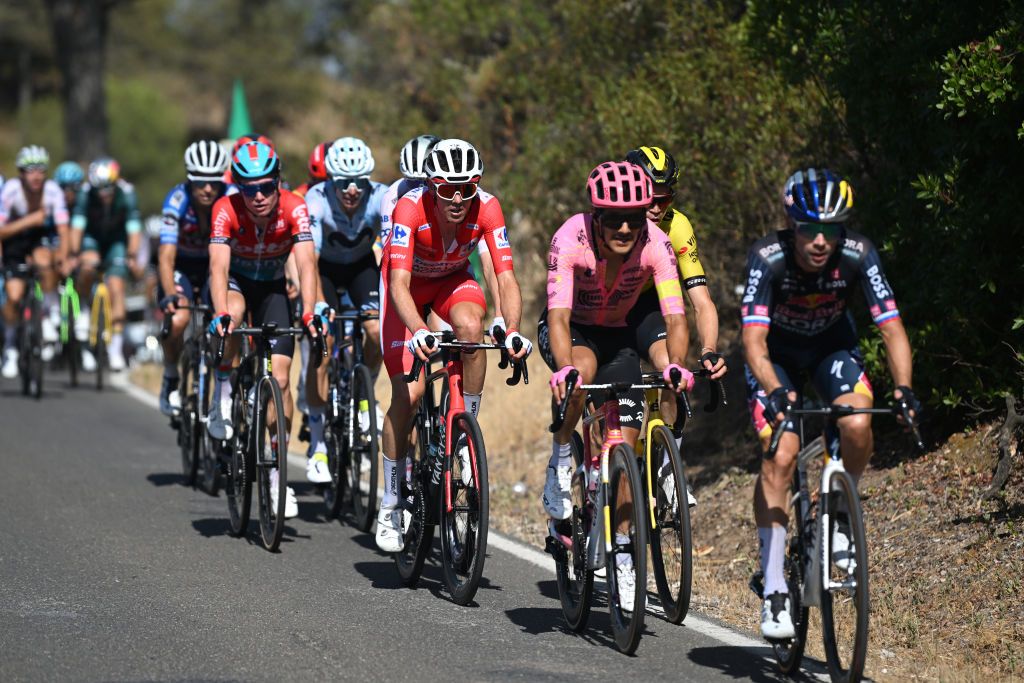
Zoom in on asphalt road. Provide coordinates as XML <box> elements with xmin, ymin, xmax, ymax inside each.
<box><xmin>0</xmin><ymin>374</ymin><xmax>799</xmax><ymax>682</ymax></box>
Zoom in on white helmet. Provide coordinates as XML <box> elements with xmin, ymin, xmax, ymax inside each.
<box><xmin>184</xmin><ymin>140</ymin><xmax>229</xmax><ymax>181</ymax></box>
<box><xmin>399</xmin><ymin>134</ymin><xmax>441</xmax><ymax>180</ymax></box>
<box><xmin>88</xmin><ymin>158</ymin><xmax>121</xmax><ymax>188</ymax></box>
<box><xmin>16</xmin><ymin>145</ymin><xmax>49</xmax><ymax>170</ymax></box>
<box><xmin>325</xmin><ymin>137</ymin><xmax>375</xmax><ymax>179</ymax></box>
<box><xmin>425</xmin><ymin>139</ymin><xmax>483</xmax><ymax>183</ymax></box>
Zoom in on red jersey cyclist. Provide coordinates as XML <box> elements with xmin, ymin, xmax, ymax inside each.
<box><xmin>540</xmin><ymin>161</ymin><xmax>693</xmax><ymax>606</ymax></box>
<box><xmin>375</xmin><ymin>138</ymin><xmax>532</xmax><ymax>552</ymax></box>
<box><xmin>207</xmin><ymin>141</ymin><xmax>324</xmax><ymax>519</ymax></box>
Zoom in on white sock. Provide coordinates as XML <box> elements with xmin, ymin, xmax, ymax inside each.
<box><xmin>550</xmin><ymin>441</ymin><xmax>573</xmax><ymax>468</ymax></box>
<box><xmin>308</xmin><ymin>406</ymin><xmax>325</xmax><ymax>450</ymax></box>
<box><xmin>464</xmin><ymin>392</ymin><xmax>482</xmax><ymax>417</ymax></box>
<box><xmin>381</xmin><ymin>457</ymin><xmax>398</xmax><ymax>508</ymax></box>
<box><xmin>759</xmin><ymin>526</ymin><xmax>788</xmax><ymax>596</ymax></box>
<box><xmin>214</xmin><ymin>373</ymin><xmax>232</xmax><ymax>403</ymax></box>
<box><xmin>109</xmin><ymin>332</ymin><xmax>123</xmax><ymax>355</ymax></box>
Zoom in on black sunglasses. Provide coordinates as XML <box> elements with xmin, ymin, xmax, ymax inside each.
<box><xmin>600</xmin><ymin>211</ymin><xmax>647</xmax><ymax>230</ymax></box>
<box><xmin>795</xmin><ymin>222</ymin><xmax>842</xmax><ymax>241</ymax></box>
<box><xmin>190</xmin><ymin>180</ymin><xmax>226</xmax><ymax>192</ymax></box>
<box><xmin>239</xmin><ymin>178</ymin><xmax>279</xmax><ymax>198</ymax></box>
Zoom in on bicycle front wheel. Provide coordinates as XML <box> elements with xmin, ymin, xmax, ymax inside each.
<box><xmin>256</xmin><ymin>375</ymin><xmax>289</xmax><ymax>551</ymax></box>
<box><xmin>348</xmin><ymin>363</ymin><xmax>379</xmax><ymax>532</ymax></box>
<box><xmin>225</xmin><ymin>389</ymin><xmax>252</xmax><ymax>537</ymax></box>
<box><xmin>440</xmin><ymin>411</ymin><xmax>489</xmax><ymax>605</ymax></box>
<box><xmin>93</xmin><ymin>304</ymin><xmax>106</xmax><ymax>392</ymax></box>
<box><xmin>64</xmin><ymin>297</ymin><xmax>79</xmax><ymax>388</ymax></box>
<box><xmin>554</xmin><ymin>431</ymin><xmax>593</xmax><ymax>632</ymax></box>
<box><xmin>395</xmin><ymin>420</ymin><xmax>434</xmax><ymax>587</ymax></box>
<box><xmin>606</xmin><ymin>442</ymin><xmax>648</xmax><ymax>655</ymax></box>
<box><xmin>178</xmin><ymin>347</ymin><xmax>199</xmax><ymax>486</ymax></box>
<box><xmin>198</xmin><ymin>357</ymin><xmax>220</xmax><ymax>495</ymax></box>
<box><xmin>820</xmin><ymin>470</ymin><xmax>870</xmax><ymax>682</ymax></box>
<box><xmin>648</xmin><ymin>424</ymin><xmax>692</xmax><ymax>624</ymax></box>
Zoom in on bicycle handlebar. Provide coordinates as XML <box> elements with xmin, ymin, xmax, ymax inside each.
<box><xmin>212</xmin><ymin>322</ymin><xmax>307</xmax><ymax>367</ymax></box>
<box><xmin>765</xmin><ymin>402</ymin><xmax>924</xmax><ymax>459</ymax></box>
<box><xmin>403</xmin><ymin>330</ymin><xmax>529</xmax><ymax>386</ymax></box>
<box><xmin>549</xmin><ymin>369</ymin><xmax>580</xmax><ymax>433</ymax></box>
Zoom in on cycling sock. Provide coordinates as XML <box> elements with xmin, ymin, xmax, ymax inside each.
<box><xmin>214</xmin><ymin>367</ymin><xmax>232</xmax><ymax>403</ymax></box>
<box><xmin>381</xmin><ymin>457</ymin><xmax>398</xmax><ymax>508</ymax></box>
<box><xmin>4</xmin><ymin>325</ymin><xmax>16</xmax><ymax>351</ymax></box>
<box><xmin>759</xmin><ymin>526</ymin><xmax>788</xmax><ymax>596</ymax></box>
<box><xmin>308</xmin><ymin>406</ymin><xmax>325</xmax><ymax>451</ymax></box>
<box><xmin>163</xmin><ymin>362</ymin><xmax>179</xmax><ymax>380</ymax></box>
<box><xmin>550</xmin><ymin>440</ymin><xmax>573</xmax><ymax>469</ymax></box>
<box><xmin>464</xmin><ymin>392</ymin><xmax>482</xmax><ymax>417</ymax></box>
<box><xmin>614</xmin><ymin>533</ymin><xmax>632</xmax><ymax>565</ymax></box>
<box><xmin>109</xmin><ymin>332</ymin><xmax>123</xmax><ymax>356</ymax></box>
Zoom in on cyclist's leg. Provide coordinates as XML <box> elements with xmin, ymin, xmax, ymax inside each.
<box><xmin>2</xmin><ymin>266</ymin><xmax>26</xmax><ymax>375</ymax></box>
<box><xmin>207</xmin><ymin>278</ymin><xmax>246</xmax><ymax>440</ymax></box>
<box><xmin>433</xmin><ymin>271</ymin><xmax>487</xmax><ymax>415</ymax></box>
<box><xmin>253</xmin><ymin>280</ymin><xmax>296</xmax><ymax>432</ymax></box>
<box><xmin>349</xmin><ymin>257</ymin><xmax>382</xmax><ymax>374</ymax></box>
<box><xmin>812</xmin><ymin>349</ymin><xmax>874</xmax><ymax>480</ymax></box>
<box><xmin>304</xmin><ymin>266</ymin><xmax>340</xmax><ymax>478</ymax></box>
<box><xmin>31</xmin><ymin>243</ymin><xmax>59</xmax><ymax>334</ymax></box>
<box><xmin>157</xmin><ymin>272</ymin><xmax>193</xmax><ymax>413</ymax></box>
<box><xmin>102</xmin><ymin>242</ymin><xmax>129</xmax><ymax>368</ymax></box>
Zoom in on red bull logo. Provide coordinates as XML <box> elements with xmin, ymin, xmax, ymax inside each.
<box><xmin>788</xmin><ymin>292</ymin><xmax>838</xmax><ymax>309</ymax></box>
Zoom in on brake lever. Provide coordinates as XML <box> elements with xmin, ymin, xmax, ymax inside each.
<box><xmin>549</xmin><ymin>370</ymin><xmax>579</xmax><ymax>433</ymax></box>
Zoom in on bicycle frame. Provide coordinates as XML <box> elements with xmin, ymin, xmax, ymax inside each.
<box><xmin>58</xmin><ymin>276</ymin><xmax>80</xmax><ymax>345</ymax></box>
<box><xmin>88</xmin><ymin>280</ymin><xmax>112</xmax><ymax>347</ymax></box>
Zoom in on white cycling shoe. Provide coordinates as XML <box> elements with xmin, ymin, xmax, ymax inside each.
<box><xmin>2</xmin><ymin>348</ymin><xmax>19</xmax><ymax>379</ymax></box>
<box><xmin>832</xmin><ymin>517</ymin><xmax>856</xmax><ymax>571</ymax></box>
<box><xmin>658</xmin><ymin>462</ymin><xmax>697</xmax><ymax>508</ymax></box>
<box><xmin>81</xmin><ymin>348</ymin><xmax>97</xmax><ymax>372</ymax></box>
<box><xmin>761</xmin><ymin>592</ymin><xmax>796</xmax><ymax>640</ymax></box>
<box><xmin>269</xmin><ymin>469</ymin><xmax>298</xmax><ymax>519</ymax></box>
<box><xmin>542</xmin><ymin>461</ymin><xmax>574</xmax><ymax>520</ymax></box>
<box><xmin>306</xmin><ymin>451</ymin><xmax>332</xmax><ymax>484</ymax></box>
<box><xmin>207</xmin><ymin>397</ymin><xmax>234</xmax><ymax>440</ymax></box>
<box><xmin>375</xmin><ymin>506</ymin><xmax>404</xmax><ymax>552</ymax></box>
<box><xmin>615</xmin><ymin>556</ymin><xmax>637</xmax><ymax>612</ymax></box>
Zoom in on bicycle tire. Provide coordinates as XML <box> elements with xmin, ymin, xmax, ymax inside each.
<box><xmin>439</xmin><ymin>411</ymin><xmax>489</xmax><ymax>605</ymax></box>
<box><xmin>348</xmin><ymin>363</ymin><xmax>379</xmax><ymax>532</ymax></box>
<box><xmin>256</xmin><ymin>375</ymin><xmax>289</xmax><ymax>551</ymax></box>
<box><xmin>178</xmin><ymin>348</ymin><xmax>199</xmax><ymax>486</ymax></box>
<box><xmin>65</xmin><ymin>305</ymin><xmax>79</xmax><ymax>388</ymax></box>
<box><xmin>395</xmin><ymin>419</ymin><xmax>435</xmax><ymax>587</ymax></box>
<box><xmin>766</xmin><ymin>462</ymin><xmax>812</xmax><ymax>673</ymax></box>
<box><xmin>555</xmin><ymin>431</ymin><xmax>593</xmax><ymax>632</ymax></box>
<box><xmin>648</xmin><ymin>424</ymin><xmax>693</xmax><ymax>624</ymax></box>
<box><xmin>17</xmin><ymin>306</ymin><xmax>31</xmax><ymax>397</ymax></box>
<box><xmin>94</xmin><ymin>302</ymin><xmax>106</xmax><ymax>392</ymax></box>
<box><xmin>29</xmin><ymin>293</ymin><xmax>44</xmax><ymax>400</ymax></box>
<box><xmin>820</xmin><ymin>470</ymin><xmax>869</xmax><ymax>683</ymax></box>
<box><xmin>323</xmin><ymin>413</ymin><xmax>347</xmax><ymax>518</ymax></box>
<box><xmin>226</xmin><ymin>386</ymin><xmax>252</xmax><ymax>537</ymax></box>
<box><xmin>198</xmin><ymin>360</ymin><xmax>220</xmax><ymax>496</ymax></box>
<box><xmin>606</xmin><ymin>442</ymin><xmax>648</xmax><ymax>655</ymax></box>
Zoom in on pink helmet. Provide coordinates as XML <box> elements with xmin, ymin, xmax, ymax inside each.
<box><xmin>586</xmin><ymin>161</ymin><xmax>652</xmax><ymax>210</ymax></box>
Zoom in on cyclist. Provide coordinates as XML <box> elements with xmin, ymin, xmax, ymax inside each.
<box><xmin>292</xmin><ymin>141</ymin><xmax>331</xmax><ymax>198</ymax></box>
<box><xmin>207</xmin><ymin>140</ymin><xmax>324</xmax><ymax>519</ymax></box>
<box><xmin>742</xmin><ymin>168</ymin><xmax>919</xmax><ymax>640</ymax></box>
<box><xmin>541</xmin><ymin>160</ymin><xmax>693</xmax><ymax>608</ymax></box>
<box><xmin>623</xmin><ymin>145</ymin><xmax>727</xmax><ymax>506</ymax></box>
<box><xmin>221</xmin><ymin>133</ymin><xmax>275</xmax><ymax>184</ymax></box>
<box><xmin>0</xmin><ymin>146</ymin><xmax>69</xmax><ymax>377</ymax></box>
<box><xmin>54</xmin><ymin>161</ymin><xmax>85</xmax><ymax>268</ymax></box>
<box><xmin>156</xmin><ymin>140</ymin><xmax>232</xmax><ymax>415</ymax></box>
<box><xmin>302</xmin><ymin>136</ymin><xmax>387</xmax><ymax>483</ymax></box>
<box><xmin>69</xmin><ymin>157</ymin><xmax>144</xmax><ymax>372</ymax></box>
<box><xmin>374</xmin><ymin>138</ymin><xmax>532</xmax><ymax>552</ymax></box>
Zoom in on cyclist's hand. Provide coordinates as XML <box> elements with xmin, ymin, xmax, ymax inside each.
<box><xmin>61</xmin><ymin>255</ymin><xmax>77</xmax><ymax>278</ymax></box>
<box><xmin>700</xmin><ymin>350</ymin><xmax>727</xmax><ymax>380</ymax></box>
<box><xmin>209</xmin><ymin>312</ymin><xmax>232</xmax><ymax>337</ymax></box>
<box><xmin>313</xmin><ymin>301</ymin><xmax>333</xmax><ymax>329</ymax></box>
<box><xmin>26</xmin><ymin>208</ymin><xmax>47</xmax><ymax>228</ymax></box>
<box><xmin>406</xmin><ymin>328</ymin><xmax>435</xmax><ymax>361</ymax></box>
<box><xmin>489</xmin><ymin>316</ymin><xmax>506</xmax><ymax>339</ymax></box>
<box><xmin>301</xmin><ymin>311</ymin><xmax>322</xmax><ymax>339</ymax></box>
<box><xmin>894</xmin><ymin>385</ymin><xmax>921</xmax><ymax>426</ymax></box>
<box><xmin>765</xmin><ymin>387</ymin><xmax>797</xmax><ymax>426</ymax></box>
<box><xmin>549</xmin><ymin>365</ymin><xmax>577</xmax><ymax>402</ymax></box>
<box><xmin>159</xmin><ymin>294</ymin><xmax>184</xmax><ymax>314</ymax></box>
<box><xmin>663</xmin><ymin>363</ymin><xmax>695</xmax><ymax>393</ymax></box>
<box><xmin>504</xmin><ymin>330</ymin><xmax>532</xmax><ymax>360</ymax></box>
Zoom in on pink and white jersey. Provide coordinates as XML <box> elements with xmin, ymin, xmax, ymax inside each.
<box><xmin>0</xmin><ymin>178</ymin><xmax>69</xmax><ymax>225</ymax></box>
<box><xmin>546</xmin><ymin>213</ymin><xmax>685</xmax><ymax>327</ymax></box>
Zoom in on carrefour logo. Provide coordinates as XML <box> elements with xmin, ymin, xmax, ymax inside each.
<box><xmin>392</xmin><ymin>225</ymin><xmax>409</xmax><ymax>247</ymax></box>
<box><xmin>495</xmin><ymin>227</ymin><xmax>510</xmax><ymax>249</ymax></box>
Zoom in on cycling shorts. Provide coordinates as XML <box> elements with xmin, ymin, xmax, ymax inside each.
<box><xmin>157</xmin><ymin>270</ymin><xmax>211</xmax><ymax>310</ymax></box>
<box><xmin>320</xmin><ymin>253</ymin><xmax>379</xmax><ymax>313</ymax></box>
<box><xmin>81</xmin><ymin>236</ymin><xmax>128</xmax><ymax>279</ymax></box>
<box><xmin>1</xmin><ymin>230</ymin><xmax>57</xmax><ymax>269</ymax></box>
<box><xmin>381</xmin><ymin>268</ymin><xmax>486</xmax><ymax>378</ymax></box>
<box><xmin>745</xmin><ymin>347</ymin><xmax>874</xmax><ymax>440</ymax></box>
<box><xmin>625</xmin><ymin>287</ymin><xmax>669</xmax><ymax>362</ymax></box>
<box><xmin>537</xmin><ymin>309</ymin><xmax>645</xmax><ymax>429</ymax></box>
<box><xmin>228</xmin><ymin>275</ymin><xmax>295</xmax><ymax>358</ymax></box>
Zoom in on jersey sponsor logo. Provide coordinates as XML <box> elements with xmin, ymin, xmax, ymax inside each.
<box><xmin>787</xmin><ymin>292</ymin><xmax>838</xmax><ymax>309</ymax></box>
<box><xmin>865</xmin><ymin>264</ymin><xmax>891</xmax><ymax>299</ymax></box>
<box><xmin>391</xmin><ymin>225</ymin><xmax>410</xmax><ymax>248</ymax></box>
<box><xmin>677</xmin><ymin>245</ymin><xmax>689</xmax><ymax>255</ymax></box>
<box><xmin>167</xmin><ymin>189</ymin><xmax>185</xmax><ymax>211</ymax></box>
<box><xmin>758</xmin><ymin>242</ymin><xmax>782</xmax><ymax>260</ymax></box>
<box><xmin>547</xmin><ymin>254</ymin><xmax>559</xmax><ymax>271</ymax></box>
<box><xmin>754</xmin><ymin>305</ymin><xmax>769</xmax><ymax>316</ymax></box>
<box><xmin>742</xmin><ymin>268</ymin><xmax>763</xmax><ymax>304</ymax></box>
<box><xmin>843</xmin><ymin>237</ymin><xmax>864</xmax><ymax>253</ymax></box>
<box><xmin>494</xmin><ymin>227</ymin><xmax>510</xmax><ymax>250</ymax></box>
<box><xmin>831</xmin><ymin>360</ymin><xmax>844</xmax><ymax>378</ymax></box>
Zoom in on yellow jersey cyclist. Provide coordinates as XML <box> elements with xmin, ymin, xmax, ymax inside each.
<box><xmin>69</xmin><ymin>158</ymin><xmax>145</xmax><ymax>372</ymax></box>
<box><xmin>622</xmin><ymin>146</ymin><xmax>727</xmax><ymax>506</ymax></box>
<box><xmin>741</xmin><ymin>168</ymin><xmax>919</xmax><ymax>639</ymax></box>
<box><xmin>1</xmin><ymin>146</ymin><xmax>70</xmax><ymax>377</ymax></box>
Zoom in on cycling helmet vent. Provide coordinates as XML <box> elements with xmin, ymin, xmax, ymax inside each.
<box><xmin>587</xmin><ymin>161</ymin><xmax>652</xmax><ymax>210</ymax></box>
<box><xmin>783</xmin><ymin>167</ymin><xmax>853</xmax><ymax>224</ymax></box>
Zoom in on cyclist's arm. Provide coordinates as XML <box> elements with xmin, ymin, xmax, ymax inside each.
<box><xmin>126</xmin><ymin>231</ymin><xmax>142</xmax><ymax>274</ymax></box>
<box><xmin>291</xmin><ymin>239</ymin><xmax>319</xmax><ymax>317</ymax></box>
<box><xmin>476</xmin><ymin>242</ymin><xmax>502</xmax><ymax>320</ymax></box>
<box><xmin>879</xmin><ymin>317</ymin><xmax>913</xmax><ymax>389</ymax></box>
<box><xmin>208</xmin><ymin>242</ymin><xmax>231</xmax><ymax>314</ymax></box>
<box><xmin>742</xmin><ymin>323</ymin><xmax>784</xmax><ymax>394</ymax></box>
<box><xmin>388</xmin><ymin>267</ymin><xmax>429</xmax><ymax>334</ymax></box>
<box><xmin>740</xmin><ymin>247</ymin><xmax>782</xmax><ymax>392</ymax></box>
<box><xmin>70</xmin><ymin>189</ymin><xmax>87</xmax><ymax>255</ymax></box>
<box><xmin>158</xmin><ymin>243</ymin><xmax>177</xmax><ymax>301</ymax></box>
<box><xmin>0</xmin><ymin>210</ymin><xmax>46</xmax><ymax>241</ymax></box>
<box><xmin>547</xmin><ymin>307</ymin><xmax>575</xmax><ymax>370</ymax></box>
<box><xmin>495</xmin><ymin>269</ymin><xmax>522</xmax><ymax>333</ymax></box>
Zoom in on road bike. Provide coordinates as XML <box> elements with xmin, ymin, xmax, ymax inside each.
<box><xmin>58</xmin><ymin>275</ymin><xmax>81</xmax><ymax>388</ymax></box>
<box><xmin>87</xmin><ymin>277</ymin><xmax>112</xmax><ymax>391</ymax></box>
<box><xmin>753</xmin><ymin>399</ymin><xmax>922</xmax><ymax>682</ymax></box>
<box><xmin>637</xmin><ymin>368</ymin><xmax>726</xmax><ymax>625</ymax></box>
<box><xmin>547</xmin><ymin>370</ymin><xmax>654</xmax><ymax>654</ymax></box>
<box><xmin>161</xmin><ymin>302</ymin><xmax>214</xmax><ymax>490</ymax></box>
<box><xmin>218</xmin><ymin>321</ymin><xmax>322</xmax><ymax>552</ymax></box>
<box><xmin>395</xmin><ymin>329</ymin><xmax>527</xmax><ymax>605</ymax></box>
<box><xmin>10</xmin><ymin>263</ymin><xmax>45</xmax><ymax>399</ymax></box>
<box><xmin>321</xmin><ymin>308</ymin><xmax>380</xmax><ymax>531</ymax></box>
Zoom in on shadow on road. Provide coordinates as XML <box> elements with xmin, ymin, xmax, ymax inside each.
<box><xmin>147</xmin><ymin>472</ymin><xmax>187</xmax><ymax>487</ymax></box>
<box><xmin>191</xmin><ymin>517</ymin><xmax>235</xmax><ymax>538</ymax></box>
<box><xmin>688</xmin><ymin>645</ymin><xmax>825</xmax><ymax>682</ymax></box>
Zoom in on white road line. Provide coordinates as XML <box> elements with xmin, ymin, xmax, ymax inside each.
<box><xmin>120</xmin><ymin>374</ymin><xmax>821</xmax><ymax>666</ymax></box>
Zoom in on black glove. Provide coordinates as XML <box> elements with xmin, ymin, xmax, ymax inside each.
<box><xmin>764</xmin><ymin>387</ymin><xmax>794</xmax><ymax>423</ymax></box>
<box><xmin>699</xmin><ymin>351</ymin><xmax>725</xmax><ymax>372</ymax></box>
<box><xmin>159</xmin><ymin>294</ymin><xmax>181</xmax><ymax>313</ymax></box>
<box><xmin>896</xmin><ymin>385</ymin><xmax>921</xmax><ymax>415</ymax></box>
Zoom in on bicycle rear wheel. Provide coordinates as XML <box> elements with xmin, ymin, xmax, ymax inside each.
<box><xmin>395</xmin><ymin>420</ymin><xmax>434</xmax><ymax>587</ymax></box>
<box><xmin>820</xmin><ymin>470</ymin><xmax>869</xmax><ymax>682</ymax></box>
<box><xmin>554</xmin><ymin>431</ymin><xmax>592</xmax><ymax>632</ymax></box>
<box><xmin>606</xmin><ymin>442</ymin><xmax>648</xmax><ymax>655</ymax></box>
<box><xmin>770</xmin><ymin>506</ymin><xmax>810</xmax><ymax>674</ymax></box>
<box><xmin>64</xmin><ymin>305</ymin><xmax>79</xmax><ymax>388</ymax></box>
<box><xmin>348</xmin><ymin>363</ymin><xmax>379</xmax><ymax>532</ymax></box>
<box><xmin>256</xmin><ymin>375</ymin><xmax>289</xmax><ymax>551</ymax></box>
<box><xmin>198</xmin><ymin>356</ymin><xmax>220</xmax><ymax>495</ymax></box>
<box><xmin>93</xmin><ymin>303</ymin><xmax>106</xmax><ymax>392</ymax></box>
<box><xmin>225</xmin><ymin>389</ymin><xmax>252</xmax><ymax>537</ymax></box>
<box><xmin>178</xmin><ymin>346</ymin><xmax>199</xmax><ymax>486</ymax></box>
<box><xmin>648</xmin><ymin>424</ymin><xmax>692</xmax><ymax>624</ymax></box>
<box><xmin>323</xmin><ymin>417</ymin><xmax>347</xmax><ymax>518</ymax></box>
<box><xmin>439</xmin><ymin>411</ymin><xmax>489</xmax><ymax>605</ymax></box>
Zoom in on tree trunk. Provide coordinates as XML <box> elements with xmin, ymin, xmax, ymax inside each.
<box><xmin>45</xmin><ymin>0</ymin><xmax>110</xmax><ymax>162</ymax></box>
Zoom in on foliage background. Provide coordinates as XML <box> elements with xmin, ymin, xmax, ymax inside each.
<box><xmin>2</xmin><ymin>0</ymin><xmax>1023</xmax><ymax>429</ymax></box>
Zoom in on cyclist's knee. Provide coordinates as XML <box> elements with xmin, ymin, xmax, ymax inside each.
<box><xmin>838</xmin><ymin>412</ymin><xmax>872</xmax><ymax>441</ymax></box>
<box><xmin>451</xmin><ymin>312</ymin><xmax>482</xmax><ymax>341</ymax></box>
<box><xmin>363</xmin><ymin>318</ymin><xmax>380</xmax><ymax>340</ymax></box>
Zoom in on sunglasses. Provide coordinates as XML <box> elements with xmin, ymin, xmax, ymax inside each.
<box><xmin>190</xmin><ymin>180</ymin><xmax>226</xmax><ymax>192</ymax></box>
<box><xmin>20</xmin><ymin>165</ymin><xmax>48</xmax><ymax>173</ymax></box>
<box><xmin>795</xmin><ymin>222</ymin><xmax>842</xmax><ymax>241</ymax></box>
<box><xmin>239</xmin><ymin>178</ymin><xmax>280</xmax><ymax>198</ymax></box>
<box><xmin>650</xmin><ymin>193</ymin><xmax>674</xmax><ymax>207</ymax></box>
<box><xmin>600</xmin><ymin>211</ymin><xmax>647</xmax><ymax>230</ymax></box>
<box><xmin>334</xmin><ymin>176</ymin><xmax>371</xmax><ymax>193</ymax></box>
<box><xmin>433</xmin><ymin>182</ymin><xmax>478</xmax><ymax>201</ymax></box>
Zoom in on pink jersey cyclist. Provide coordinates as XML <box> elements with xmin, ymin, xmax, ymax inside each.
<box><xmin>546</xmin><ymin>212</ymin><xmax>684</xmax><ymax>326</ymax></box>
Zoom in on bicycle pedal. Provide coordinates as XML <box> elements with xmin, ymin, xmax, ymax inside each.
<box><xmin>544</xmin><ymin>535</ymin><xmax>568</xmax><ymax>563</ymax></box>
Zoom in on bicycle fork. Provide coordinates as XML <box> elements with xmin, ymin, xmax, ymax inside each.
<box><xmin>799</xmin><ymin>436</ymin><xmax>847</xmax><ymax>608</ymax></box>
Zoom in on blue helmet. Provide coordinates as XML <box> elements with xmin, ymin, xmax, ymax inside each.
<box><xmin>783</xmin><ymin>168</ymin><xmax>853</xmax><ymax>224</ymax></box>
<box><xmin>231</xmin><ymin>141</ymin><xmax>280</xmax><ymax>181</ymax></box>
<box><xmin>54</xmin><ymin>161</ymin><xmax>85</xmax><ymax>187</ymax></box>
